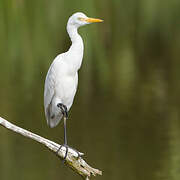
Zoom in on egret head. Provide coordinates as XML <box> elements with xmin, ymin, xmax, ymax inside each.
<box><xmin>67</xmin><ymin>12</ymin><xmax>103</xmax><ymax>28</ymax></box>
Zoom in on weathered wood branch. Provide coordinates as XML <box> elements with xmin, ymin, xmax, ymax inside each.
<box><xmin>0</xmin><ymin>117</ymin><xmax>102</xmax><ymax>179</ymax></box>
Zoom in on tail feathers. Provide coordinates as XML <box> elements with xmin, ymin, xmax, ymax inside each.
<box><xmin>45</xmin><ymin>104</ymin><xmax>63</xmax><ymax>128</ymax></box>
<box><xmin>47</xmin><ymin>113</ymin><xmax>63</xmax><ymax>128</ymax></box>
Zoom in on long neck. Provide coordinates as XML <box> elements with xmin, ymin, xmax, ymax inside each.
<box><xmin>66</xmin><ymin>24</ymin><xmax>84</xmax><ymax>71</ymax></box>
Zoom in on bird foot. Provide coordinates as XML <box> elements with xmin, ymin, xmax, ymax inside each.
<box><xmin>57</xmin><ymin>103</ymin><xmax>68</xmax><ymax>119</ymax></box>
<box><xmin>56</xmin><ymin>144</ymin><xmax>81</xmax><ymax>162</ymax></box>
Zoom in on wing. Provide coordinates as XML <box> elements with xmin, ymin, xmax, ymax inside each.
<box><xmin>44</xmin><ymin>63</ymin><xmax>56</xmax><ymax>126</ymax></box>
<box><xmin>44</xmin><ymin>54</ymin><xmax>66</xmax><ymax>128</ymax></box>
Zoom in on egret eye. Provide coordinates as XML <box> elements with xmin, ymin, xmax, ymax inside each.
<box><xmin>78</xmin><ymin>17</ymin><xmax>86</xmax><ymax>22</ymax></box>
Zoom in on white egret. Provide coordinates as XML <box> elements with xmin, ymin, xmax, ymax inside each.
<box><xmin>44</xmin><ymin>12</ymin><xmax>103</xmax><ymax>158</ymax></box>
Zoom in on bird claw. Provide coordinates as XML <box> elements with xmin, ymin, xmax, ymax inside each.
<box><xmin>56</xmin><ymin>144</ymin><xmax>81</xmax><ymax>162</ymax></box>
<box><xmin>57</xmin><ymin>103</ymin><xmax>68</xmax><ymax>119</ymax></box>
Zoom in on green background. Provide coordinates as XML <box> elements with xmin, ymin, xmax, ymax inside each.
<box><xmin>0</xmin><ymin>0</ymin><xmax>180</xmax><ymax>179</ymax></box>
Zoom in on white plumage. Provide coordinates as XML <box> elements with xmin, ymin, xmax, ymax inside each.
<box><xmin>44</xmin><ymin>12</ymin><xmax>103</xmax><ymax>130</ymax></box>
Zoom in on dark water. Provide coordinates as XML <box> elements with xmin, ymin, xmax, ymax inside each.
<box><xmin>1</xmin><ymin>73</ymin><xmax>180</xmax><ymax>180</ymax></box>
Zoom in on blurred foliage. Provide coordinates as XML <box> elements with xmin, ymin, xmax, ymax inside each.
<box><xmin>0</xmin><ymin>0</ymin><xmax>180</xmax><ymax>180</ymax></box>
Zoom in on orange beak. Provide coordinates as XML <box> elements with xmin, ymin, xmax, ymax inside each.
<box><xmin>79</xmin><ymin>17</ymin><xmax>103</xmax><ymax>23</ymax></box>
<box><xmin>84</xmin><ymin>17</ymin><xmax>103</xmax><ymax>23</ymax></box>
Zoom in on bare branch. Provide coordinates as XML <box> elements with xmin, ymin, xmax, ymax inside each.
<box><xmin>0</xmin><ymin>117</ymin><xmax>102</xmax><ymax>179</ymax></box>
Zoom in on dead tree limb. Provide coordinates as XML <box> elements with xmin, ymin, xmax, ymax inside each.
<box><xmin>0</xmin><ymin>117</ymin><xmax>102</xmax><ymax>179</ymax></box>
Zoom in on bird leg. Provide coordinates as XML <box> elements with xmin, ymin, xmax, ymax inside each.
<box><xmin>57</xmin><ymin>103</ymin><xmax>68</xmax><ymax>146</ymax></box>
<box><xmin>56</xmin><ymin>103</ymin><xmax>68</xmax><ymax>160</ymax></box>
<box><xmin>56</xmin><ymin>103</ymin><xmax>81</xmax><ymax>161</ymax></box>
